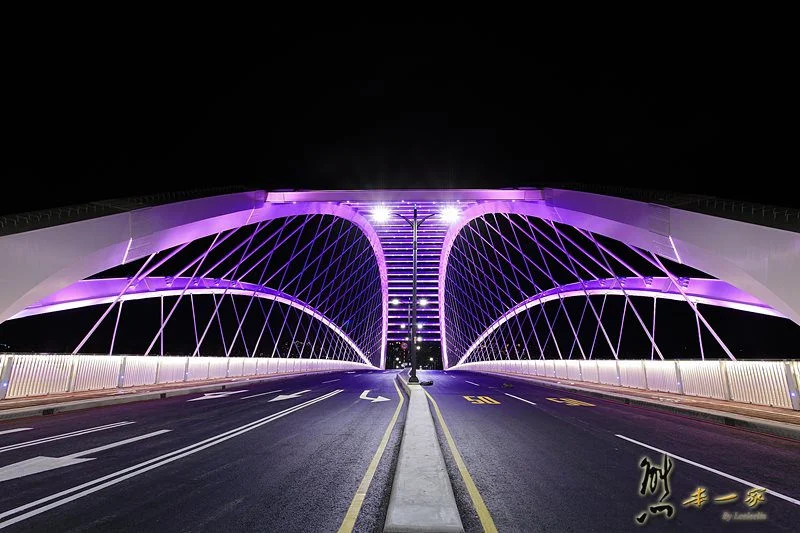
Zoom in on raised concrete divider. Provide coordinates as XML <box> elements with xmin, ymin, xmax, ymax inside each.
<box><xmin>384</xmin><ymin>374</ymin><xmax>464</xmax><ymax>533</ymax></box>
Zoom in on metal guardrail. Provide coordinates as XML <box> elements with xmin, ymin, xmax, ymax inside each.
<box><xmin>554</xmin><ymin>182</ymin><xmax>800</xmax><ymax>233</ymax></box>
<box><xmin>0</xmin><ymin>186</ymin><xmax>250</xmax><ymax>237</ymax></box>
<box><xmin>3</xmin><ymin>183</ymin><xmax>798</xmax><ymax>237</ymax></box>
<box><xmin>458</xmin><ymin>359</ymin><xmax>800</xmax><ymax>411</ymax></box>
<box><xmin>0</xmin><ymin>354</ymin><xmax>369</xmax><ymax>400</ymax></box>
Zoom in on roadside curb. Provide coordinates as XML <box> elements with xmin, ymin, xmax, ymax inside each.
<box><xmin>475</xmin><ymin>370</ymin><xmax>800</xmax><ymax>441</ymax></box>
<box><xmin>0</xmin><ymin>370</ymin><xmax>341</xmax><ymax>422</ymax></box>
<box><xmin>384</xmin><ymin>372</ymin><xmax>464</xmax><ymax>533</ymax></box>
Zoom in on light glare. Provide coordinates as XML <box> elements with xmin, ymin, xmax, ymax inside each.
<box><xmin>440</xmin><ymin>206</ymin><xmax>460</xmax><ymax>223</ymax></box>
<box><xmin>372</xmin><ymin>205</ymin><xmax>391</xmax><ymax>222</ymax></box>
<box><xmin>418</xmin><ymin>298</ymin><xmax>429</xmax><ymax>307</ymax></box>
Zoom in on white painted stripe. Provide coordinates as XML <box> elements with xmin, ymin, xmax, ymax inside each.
<box><xmin>615</xmin><ymin>434</ymin><xmax>800</xmax><ymax>507</ymax></box>
<box><xmin>68</xmin><ymin>430</ymin><xmax>172</xmax><ymax>458</ymax></box>
<box><xmin>0</xmin><ymin>428</ymin><xmax>33</xmax><ymax>437</ymax></box>
<box><xmin>240</xmin><ymin>390</ymin><xmax>282</xmax><ymax>400</ymax></box>
<box><xmin>322</xmin><ymin>379</ymin><xmax>340</xmax><ymax>384</ymax></box>
<box><xmin>0</xmin><ymin>422</ymin><xmax>134</xmax><ymax>454</ymax></box>
<box><xmin>465</xmin><ymin>381</ymin><xmax>480</xmax><ymax>386</ymax></box>
<box><xmin>505</xmin><ymin>393</ymin><xmax>537</xmax><ymax>406</ymax></box>
<box><xmin>0</xmin><ymin>390</ymin><xmax>343</xmax><ymax>528</ymax></box>
<box><xmin>0</xmin><ymin>431</ymin><xmax>173</xmax><ymax>483</ymax></box>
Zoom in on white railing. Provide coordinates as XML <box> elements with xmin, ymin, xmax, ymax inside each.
<box><xmin>0</xmin><ymin>354</ymin><xmax>370</xmax><ymax>400</ymax></box>
<box><xmin>457</xmin><ymin>359</ymin><xmax>800</xmax><ymax>411</ymax></box>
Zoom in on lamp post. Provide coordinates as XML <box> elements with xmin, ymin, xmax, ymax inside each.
<box><xmin>395</xmin><ymin>205</ymin><xmax>434</xmax><ymax>383</ymax></box>
<box><xmin>375</xmin><ymin>204</ymin><xmax>459</xmax><ymax>381</ymax></box>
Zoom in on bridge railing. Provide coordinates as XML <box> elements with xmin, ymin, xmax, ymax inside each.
<box><xmin>0</xmin><ymin>185</ymin><xmax>250</xmax><ymax>236</ymax></box>
<box><xmin>556</xmin><ymin>182</ymin><xmax>800</xmax><ymax>232</ymax></box>
<box><xmin>0</xmin><ymin>354</ymin><xmax>369</xmax><ymax>400</ymax></box>
<box><xmin>457</xmin><ymin>359</ymin><xmax>800</xmax><ymax>411</ymax></box>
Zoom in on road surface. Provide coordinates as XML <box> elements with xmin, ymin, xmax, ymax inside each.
<box><xmin>0</xmin><ymin>370</ymin><xmax>404</xmax><ymax>533</ymax></box>
<box><xmin>426</xmin><ymin>369</ymin><xmax>800</xmax><ymax>532</ymax></box>
<box><xmin>2</xmin><ymin>367</ymin><xmax>798</xmax><ymax>532</ymax></box>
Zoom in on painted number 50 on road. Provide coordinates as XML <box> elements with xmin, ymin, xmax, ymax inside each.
<box><xmin>463</xmin><ymin>395</ymin><xmax>501</xmax><ymax>405</ymax></box>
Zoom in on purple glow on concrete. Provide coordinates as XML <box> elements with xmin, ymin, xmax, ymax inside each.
<box><xmin>0</xmin><ymin>196</ymin><xmax>388</xmax><ymax>368</ymax></box>
<box><xmin>267</xmin><ymin>189</ymin><xmax>544</xmax><ymax>203</ymax></box>
<box><xmin>14</xmin><ymin>276</ymin><xmax>374</xmax><ymax>366</ymax></box>
<box><xmin>5</xmin><ymin>187</ymin><xmax>800</xmax><ymax>371</ymax></box>
<box><xmin>453</xmin><ymin>276</ymin><xmax>782</xmax><ymax>367</ymax></box>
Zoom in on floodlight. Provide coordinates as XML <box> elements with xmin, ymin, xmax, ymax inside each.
<box><xmin>440</xmin><ymin>206</ymin><xmax>460</xmax><ymax>223</ymax></box>
<box><xmin>372</xmin><ymin>205</ymin><xmax>391</xmax><ymax>223</ymax></box>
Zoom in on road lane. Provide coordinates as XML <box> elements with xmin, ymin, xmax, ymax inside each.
<box><xmin>426</xmin><ymin>369</ymin><xmax>800</xmax><ymax>532</ymax></box>
<box><xmin>0</xmin><ymin>369</ymin><xmax>405</xmax><ymax>533</ymax></box>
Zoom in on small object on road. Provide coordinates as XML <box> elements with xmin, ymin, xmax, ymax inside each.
<box><xmin>420</xmin><ymin>380</ymin><xmax>434</xmax><ymax>386</ymax></box>
<box><xmin>502</xmin><ymin>383</ymin><xmax>513</xmax><ymax>388</ymax></box>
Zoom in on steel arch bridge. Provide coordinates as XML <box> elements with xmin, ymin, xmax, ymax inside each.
<box><xmin>1</xmin><ymin>188</ymin><xmax>800</xmax><ymax>372</ymax></box>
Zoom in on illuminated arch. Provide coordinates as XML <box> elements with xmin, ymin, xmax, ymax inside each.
<box><xmin>0</xmin><ymin>192</ymin><xmax>388</xmax><ymax>367</ymax></box>
<box><xmin>439</xmin><ymin>190</ymin><xmax>800</xmax><ymax>367</ymax></box>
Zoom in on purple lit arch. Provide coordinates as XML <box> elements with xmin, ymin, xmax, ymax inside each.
<box><xmin>0</xmin><ymin>193</ymin><xmax>388</xmax><ymax>367</ymax></box>
<box><xmin>440</xmin><ymin>192</ymin><xmax>800</xmax><ymax>368</ymax></box>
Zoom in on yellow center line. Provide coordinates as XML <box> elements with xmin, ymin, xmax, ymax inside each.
<box><xmin>338</xmin><ymin>379</ymin><xmax>405</xmax><ymax>533</ymax></box>
<box><xmin>424</xmin><ymin>389</ymin><xmax>498</xmax><ymax>533</ymax></box>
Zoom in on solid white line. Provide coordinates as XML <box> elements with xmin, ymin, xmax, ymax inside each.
<box><xmin>0</xmin><ymin>390</ymin><xmax>343</xmax><ymax>528</ymax></box>
<box><xmin>0</xmin><ymin>422</ymin><xmax>134</xmax><ymax>454</ymax></box>
<box><xmin>465</xmin><ymin>381</ymin><xmax>480</xmax><ymax>386</ymax></box>
<box><xmin>0</xmin><ymin>428</ymin><xmax>33</xmax><ymax>437</ymax></box>
<box><xmin>240</xmin><ymin>390</ymin><xmax>282</xmax><ymax>400</ymax></box>
<box><xmin>322</xmin><ymin>379</ymin><xmax>340</xmax><ymax>384</ymax></box>
<box><xmin>68</xmin><ymin>430</ymin><xmax>172</xmax><ymax>458</ymax></box>
<box><xmin>615</xmin><ymin>434</ymin><xmax>800</xmax><ymax>507</ymax></box>
<box><xmin>505</xmin><ymin>393</ymin><xmax>537</xmax><ymax>406</ymax></box>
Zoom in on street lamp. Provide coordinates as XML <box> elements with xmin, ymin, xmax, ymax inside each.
<box><xmin>377</xmin><ymin>204</ymin><xmax>459</xmax><ymax>383</ymax></box>
<box><xmin>393</xmin><ymin>205</ymin><xmax>436</xmax><ymax>383</ymax></box>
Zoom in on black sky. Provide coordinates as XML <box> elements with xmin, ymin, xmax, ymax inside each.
<box><xmin>1</xmin><ymin>21</ymin><xmax>792</xmax><ymax>216</ymax></box>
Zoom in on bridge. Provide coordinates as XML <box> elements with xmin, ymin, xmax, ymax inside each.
<box><xmin>0</xmin><ymin>187</ymin><xmax>798</xmax><ymax>532</ymax></box>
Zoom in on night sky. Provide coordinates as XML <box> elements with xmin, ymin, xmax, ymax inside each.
<box><xmin>1</xmin><ymin>21</ymin><xmax>792</xmax><ymax>215</ymax></box>
<box><xmin>2</xmin><ymin>21</ymin><xmax>797</xmax><ymax>357</ymax></box>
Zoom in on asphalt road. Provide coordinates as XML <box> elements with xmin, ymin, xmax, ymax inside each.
<box><xmin>0</xmin><ymin>369</ymin><xmax>406</xmax><ymax>533</ymax></box>
<box><xmin>425</xmin><ymin>369</ymin><xmax>800</xmax><ymax>533</ymax></box>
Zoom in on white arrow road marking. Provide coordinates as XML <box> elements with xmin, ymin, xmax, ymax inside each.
<box><xmin>0</xmin><ymin>430</ymin><xmax>171</xmax><ymax>483</ymax></box>
<box><xmin>240</xmin><ymin>390</ymin><xmax>281</xmax><ymax>400</ymax></box>
<box><xmin>187</xmin><ymin>390</ymin><xmax>249</xmax><ymax>402</ymax></box>
<box><xmin>0</xmin><ymin>422</ymin><xmax>134</xmax><ymax>454</ymax></box>
<box><xmin>269</xmin><ymin>390</ymin><xmax>311</xmax><ymax>402</ymax></box>
<box><xmin>359</xmin><ymin>390</ymin><xmax>390</xmax><ymax>403</ymax></box>
<box><xmin>0</xmin><ymin>390</ymin><xmax>342</xmax><ymax>529</ymax></box>
<box><xmin>0</xmin><ymin>428</ymin><xmax>33</xmax><ymax>437</ymax></box>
